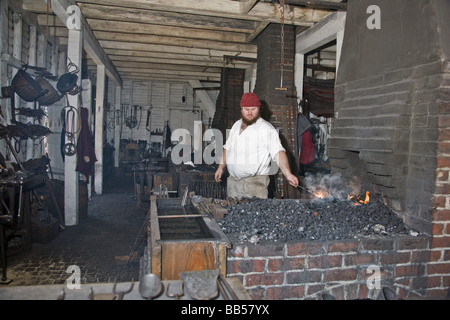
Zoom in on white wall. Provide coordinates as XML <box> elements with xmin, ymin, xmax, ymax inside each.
<box><xmin>105</xmin><ymin>79</ymin><xmax>219</xmax><ymax>157</ymax></box>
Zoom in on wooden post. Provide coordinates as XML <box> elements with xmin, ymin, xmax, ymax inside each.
<box><xmin>81</xmin><ymin>79</ymin><xmax>92</xmax><ymax>199</ymax></box>
<box><xmin>26</xmin><ymin>25</ymin><xmax>37</xmax><ymax>160</ymax></box>
<box><xmin>114</xmin><ymin>85</ymin><xmax>121</xmax><ymax>168</ymax></box>
<box><xmin>94</xmin><ymin>64</ymin><xmax>105</xmax><ymax>194</ymax></box>
<box><xmin>12</xmin><ymin>12</ymin><xmax>22</xmax><ymax>128</ymax></box>
<box><xmin>64</xmin><ymin>27</ymin><xmax>82</xmax><ymax>226</ymax></box>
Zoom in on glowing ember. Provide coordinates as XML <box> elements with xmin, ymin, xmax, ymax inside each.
<box><xmin>348</xmin><ymin>191</ymin><xmax>370</xmax><ymax>205</ymax></box>
<box><xmin>314</xmin><ymin>191</ymin><xmax>327</xmax><ymax>199</ymax></box>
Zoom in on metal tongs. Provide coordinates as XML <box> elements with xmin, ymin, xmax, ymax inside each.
<box><xmin>181</xmin><ymin>186</ymin><xmax>189</xmax><ymax>214</ymax></box>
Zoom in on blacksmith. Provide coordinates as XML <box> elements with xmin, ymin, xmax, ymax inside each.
<box><xmin>214</xmin><ymin>92</ymin><xmax>298</xmax><ymax>199</ymax></box>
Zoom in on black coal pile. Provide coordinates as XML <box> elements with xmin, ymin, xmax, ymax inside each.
<box><xmin>217</xmin><ymin>197</ymin><xmax>418</xmax><ymax>244</ymax></box>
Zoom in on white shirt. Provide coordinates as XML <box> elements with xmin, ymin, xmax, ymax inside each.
<box><xmin>224</xmin><ymin>118</ymin><xmax>285</xmax><ymax>179</ymax></box>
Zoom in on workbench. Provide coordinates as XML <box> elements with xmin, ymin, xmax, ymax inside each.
<box><xmin>0</xmin><ymin>172</ymin><xmax>45</xmax><ymax>284</ymax></box>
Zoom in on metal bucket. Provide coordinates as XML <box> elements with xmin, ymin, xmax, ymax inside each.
<box><xmin>11</xmin><ymin>68</ymin><xmax>44</xmax><ymax>102</ymax></box>
<box><xmin>36</xmin><ymin>76</ymin><xmax>63</xmax><ymax>106</ymax></box>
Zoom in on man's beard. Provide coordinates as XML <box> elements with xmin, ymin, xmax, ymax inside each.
<box><xmin>242</xmin><ymin>114</ymin><xmax>260</xmax><ymax>126</ymax></box>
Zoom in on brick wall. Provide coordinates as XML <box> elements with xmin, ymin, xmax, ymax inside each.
<box><xmin>329</xmin><ymin>1</ymin><xmax>449</xmax><ymax>236</ymax></box>
<box><xmin>431</xmin><ymin>60</ymin><xmax>450</xmax><ymax>293</ymax></box>
<box><xmin>226</xmin><ymin>235</ymin><xmax>449</xmax><ymax>299</ymax></box>
<box><xmin>211</xmin><ymin>25</ymin><xmax>300</xmax><ymax>199</ymax></box>
<box><xmin>253</xmin><ymin>23</ymin><xmax>299</xmax><ymax>199</ymax></box>
<box><xmin>212</xmin><ymin>68</ymin><xmax>245</xmax><ymax>142</ymax></box>
<box><xmin>324</xmin><ymin>1</ymin><xmax>450</xmax><ymax>299</ymax></box>
<box><xmin>330</xmin><ymin>61</ymin><xmax>444</xmax><ymax>234</ymax></box>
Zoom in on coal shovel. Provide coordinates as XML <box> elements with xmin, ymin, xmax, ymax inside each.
<box><xmin>179</xmin><ymin>270</ymin><xmax>219</xmax><ymax>300</ymax></box>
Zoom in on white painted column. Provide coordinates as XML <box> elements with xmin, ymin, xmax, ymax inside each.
<box><xmin>26</xmin><ymin>26</ymin><xmax>37</xmax><ymax>160</ymax></box>
<box><xmin>114</xmin><ymin>85</ymin><xmax>121</xmax><ymax>168</ymax></box>
<box><xmin>0</xmin><ymin>0</ymin><xmax>7</xmax><ymax>147</ymax></box>
<box><xmin>188</xmin><ymin>80</ymin><xmax>215</xmax><ymax>119</ymax></box>
<box><xmin>94</xmin><ymin>64</ymin><xmax>105</xmax><ymax>194</ymax></box>
<box><xmin>294</xmin><ymin>12</ymin><xmax>347</xmax><ymax>112</ymax></box>
<box><xmin>294</xmin><ymin>53</ymin><xmax>305</xmax><ymax>111</ymax></box>
<box><xmin>0</xmin><ymin>0</ymin><xmax>8</xmax><ymax>88</ymax></box>
<box><xmin>36</xmin><ymin>33</ymin><xmax>46</xmax><ymax>157</ymax></box>
<box><xmin>64</xmin><ymin>28</ymin><xmax>82</xmax><ymax>226</ymax></box>
<box><xmin>81</xmin><ymin>79</ymin><xmax>92</xmax><ymax>199</ymax></box>
<box><xmin>335</xmin><ymin>28</ymin><xmax>345</xmax><ymax>78</ymax></box>
<box><xmin>12</xmin><ymin>12</ymin><xmax>22</xmax><ymax>129</ymax></box>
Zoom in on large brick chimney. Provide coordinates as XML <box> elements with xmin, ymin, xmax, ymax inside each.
<box><xmin>328</xmin><ymin>0</ymin><xmax>450</xmax><ymax>241</ymax></box>
<box><xmin>253</xmin><ymin>23</ymin><xmax>299</xmax><ymax>199</ymax></box>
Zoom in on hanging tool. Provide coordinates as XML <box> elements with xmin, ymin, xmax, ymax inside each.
<box><xmin>61</xmin><ymin>105</ymin><xmax>79</xmax><ymax>157</ymax></box>
<box><xmin>136</xmin><ymin>105</ymin><xmax>142</xmax><ymax>130</ymax></box>
<box><xmin>276</xmin><ymin>0</ymin><xmax>287</xmax><ymax>91</ymax></box>
<box><xmin>181</xmin><ymin>186</ymin><xmax>189</xmax><ymax>207</ymax></box>
<box><xmin>125</xmin><ymin>105</ymin><xmax>138</xmax><ymax>129</ymax></box>
<box><xmin>145</xmin><ymin>106</ymin><xmax>152</xmax><ymax>132</ymax></box>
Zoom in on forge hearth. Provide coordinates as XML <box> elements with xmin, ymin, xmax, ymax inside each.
<box><xmin>144</xmin><ymin>196</ymin><xmax>230</xmax><ymax>281</ymax></box>
<box><xmin>218</xmin><ymin>196</ymin><xmax>416</xmax><ymax>244</ymax></box>
<box><xmin>329</xmin><ymin>0</ymin><xmax>450</xmax><ymax>236</ymax></box>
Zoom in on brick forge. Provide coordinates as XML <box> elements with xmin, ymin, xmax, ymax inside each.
<box><xmin>221</xmin><ymin>1</ymin><xmax>449</xmax><ymax>300</ymax></box>
<box><xmin>326</xmin><ymin>0</ymin><xmax>450</xmax><ymax>299</ymax></box>
<box><xmin>226</xmin><ymin>235</ymin><xmax>448</xmax><ymax>300</ymax></box>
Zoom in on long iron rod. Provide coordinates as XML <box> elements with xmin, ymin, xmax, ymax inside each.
<box><xmin>295</xmin><ymin>184</ymin><xmax>321</xmax><ymax>199</ymax></box>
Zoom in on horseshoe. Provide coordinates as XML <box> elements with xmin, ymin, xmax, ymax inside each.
<box><xmin>63</xmin><ymin>142</ymin><xmax>76</xmax><ymax>156</ymax></box>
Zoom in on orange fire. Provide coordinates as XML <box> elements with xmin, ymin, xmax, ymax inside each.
<box><xmin>314</xmin><ymin>191</ymin><xmax>327</xmax><ymax>199</ymax></box>
<box><xmin>348</xmin><ymin>191</ymin><xmax>370</xmax><ymax>205</ymax></box>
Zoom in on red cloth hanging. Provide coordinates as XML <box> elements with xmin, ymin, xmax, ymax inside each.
<box><xmin>300</xmin><ymin>130</ymin><xmax>315</xmax><ymax>165</ymax></box>
<box><xmin>76</xmin><ymin>107</ymin><xmax>97</xmax><ymax>181</ymax></box>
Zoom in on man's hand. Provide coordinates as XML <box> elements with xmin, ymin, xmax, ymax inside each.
<box><xmin>275</xmin><ymin>151</ymin><xmax>299</xmax><ymax>188</ymax></box>
<box><xmin>285</xmin><ymin>172</ymin><xmax>299</xmax><ymax>188</ymax></box>
<box><xmin>215</xmin><ymin>167</ymin><xmax>223</xmax><ymax>183</ymax></box>
<box><xmin>215</xmin><ymin>149</ymin><xmax>227</xmax><ymax>183</ymax></box>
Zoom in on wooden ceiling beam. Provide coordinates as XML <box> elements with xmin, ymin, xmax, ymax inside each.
<box><xmin>284</xmin><ymin>0</ymin><xmax>347</xmax><ymax>11</ymax></box>
<box><xmin>77</xmin><ymin>3</ymin><xmax>256</xmax><ymax>33</ymax></box>
<box><xmin>50</xmin><ymin>27</ymin><xmax>257</xmax><ymax>52</ymax></box>
<box><xmin>240</xmin><ymin>0</ymin><xmax>259</xmax><ymax>14</ymax></box>
<box><xmin>117</xmin><ymin>66</ymin><xmax>219</xmax><ymax>76</ymax></box>
<box><xmin>103</xmin><ymin>49</ymin><xmax>251</xmax><ymax>64</ymax></box>
<box><xmin>74</xmin><ymin>0</ymin><xmax>333</xmax><ymax>25</ymax></box>
<box><xmin>118</xmin><ymin>72</ymin><xmax>221</xmax><ymax>82</ymax></box>
<box><xmin>21</xmin><ymin>0</ymin><xmax>338</xmax><ymax>85</ymax></box>
<box><xmin>38</xmin><ymin>16</ymin><xmax>248</xmax><ymax>43</ymax></box>
<box><xmin>97</xmin><ymin>40</ymin><xmax>258</xmax><ymax>59</ymax></box>
<box><xmin>92</xmin><ymin>31</ymin><xmax>257</xmax><ymax>53</ymax></box>
<box><xmin>103</xmin><ymin>55</ymin><xmax>251</xmax><ymax>69</ymax></box>
<box><xmin>112</xmin><ymin>61</ymin><xmax>222</xmax><ymax>74</ymax></box>
<box><xmin>85</xmin><ymin>19</ymin><xmax>248</xmax><ymax>43</ymax></box>
<box><xmin>46</xmin><ymin>0</ymin><xmax>123</xmax><ymax>86</ymax></box>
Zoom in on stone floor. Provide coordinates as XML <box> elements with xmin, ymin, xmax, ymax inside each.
<box><xmin>2</xmin><ymin>174</ymin><xmax>148</xmax><ymax>287</ymax></box>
